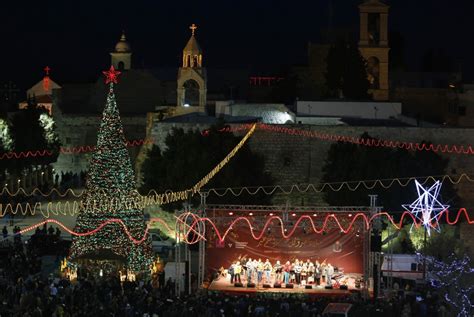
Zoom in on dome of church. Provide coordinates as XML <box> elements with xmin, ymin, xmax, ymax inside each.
<box><xmin>115</xmin><ymin>33</ymin><xmax>131</xmax><ymax>53</ymax></box>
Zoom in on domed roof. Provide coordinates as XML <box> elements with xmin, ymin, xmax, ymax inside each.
<box><xmin>183</xmin><ymin>35</ymin><xmax>202</xmax><ymax>54</ymax></box>
<box><xmin>114</xmin><ymin>32</ymin><xmax>131</xmax><ymax>53</ymax></box>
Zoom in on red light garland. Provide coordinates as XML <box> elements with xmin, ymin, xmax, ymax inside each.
<box><xmin>0</xmin><ymin>138</ymin><xmax>153</xmax><ymax>160</ymax></box>
<box><xmin>14</xmin><ymin>208</ymin><xmax>474</xmax><ymax>245</ymax></box>
<box><xmin>203</xmin><ymin>124</ymin><xmax>474</xmax><ymax>156</ymax></box>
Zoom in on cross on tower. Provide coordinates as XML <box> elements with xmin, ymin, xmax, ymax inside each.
<box><xmin>44</xmin><ymin>66</ymin><xmax>51</xmax><ymax>76</ymax></box>
<box><xmin>189</xmin><ymin>23</ymin><xmax>197</xmax><ymax>36</ymax></box>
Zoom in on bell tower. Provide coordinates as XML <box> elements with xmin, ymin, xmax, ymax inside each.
<box><xmin>177</xmin><ymin>24</ymin><xmax>207</xmax><ymax>108</ymax></box>
<box><xmin>358</xmin><ymin>0</ymin><xmax>389</xmax><ymax>101</ymax></box>
<box><xmin>110</xmin><ymin>31</ymin><xmax>132</xmax><ymax>71</ymax></box>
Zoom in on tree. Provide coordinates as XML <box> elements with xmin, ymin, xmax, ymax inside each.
<box><xmin>69</xmin><ymin>72</ymin><xmax>152</xmax><ymax>272</ymax></box>
<box><xmin>325</xmin><ymin>39</ymin><xmax>370</xmax><ymax>100</ymax></box>
<box><xmin>321</xmin><ymin>133</ymin><xmax>457</xmax><ymax>212</ymax></box>
<box><xmin>10</xmin><ymin>98</ymin><xmax>60</xmax><ymax>172</ymax></box>
<box><xmin>141</xmin><ymin>121</ymin><xmax>274</xmax><ymax>211</ymax></box>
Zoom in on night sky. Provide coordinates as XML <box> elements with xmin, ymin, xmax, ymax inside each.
<box><xmin>1</xmin><ymin>0</ymin><xmax>474</xmax><ymax>90</ymax></box>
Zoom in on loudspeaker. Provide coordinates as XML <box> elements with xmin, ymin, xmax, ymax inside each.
<box><xmin>305</xmin><ymin>285</ymin><xmax>312</xmax><ymax>289</ymax></box>
<box><xmin>286</xmin><ymin>284</ymin><xmax>294</xmax><ymax>288</ymax></box>
<box><xmin>325</xmin><ymin>285</ymin><xmax>333</xmax><ymax>289</ymax></box>
<box><xmin>263</xmin><ymin>284</ymin><xmax>271</xmax><ymax>288</ymax></box>
<box><xmin>234</xmin><ymin>282</ymin><xmax>243</xmax><ymax>287</ymax></box>
<box><xmin>247</xmin><ymin>283</ymin><xmax>256</xmax><ymax>288</ymax></box>
<box><xmin>371</xmin><ymin>233</ymin><xmax>382</xmax><ymax>252</ymax></box>
<box><xmin>340</xmin><ymin>285</ymin><xmax>348</xmax><ymax>290</ymax></box>
<box><xmin>273</xmin><ymin>284</ymin><xmax>282</xmax><ymax>288</ymax></box>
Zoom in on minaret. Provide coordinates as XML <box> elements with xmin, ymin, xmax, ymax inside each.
<box><xmin>110</xmin><ymin>31</ymin><xmax>132</xmax><ymax>71</ymax></box>
<box><xmin>358</xmin><ymin>0</ymin><xmax>390</xmax><ymax>101</ymax></box>
<box><xmin>177</xmin><ymin>24</ymin><xmax>207</xmax><ymax>108</ymax></box>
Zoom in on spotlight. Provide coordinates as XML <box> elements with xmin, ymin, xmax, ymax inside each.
<box><xmin>228</xmin><ymin>212</ymin><xmax>233</xmax><ymax>216</ymax></box>
<box><xmin>312</xmin><ymin>213</ymin><xmax>317</xmax><ymax>217</ymax></box>
<box><xmin>348</xmin><ymin>214</ymin><xmax>352</xmax><ymax>217</ymax></box>
<box><xmin>183</xmin><ymin>103</ymin><xmax>190</xmax><ymax>108</ymax></box>
<box><xmin>269</xmin><ymin>213</ymin><xmax>274</xmax><ymax>216</ymax></box>
<box><xmin>291</xmin><ymin>213</ymin><xmax>296</xmax><ymax>217</ymax></box>
<box><xmin>249</xmin><ymin>212</ymin><xmax>253</xmax><ymax>216</ymax></box>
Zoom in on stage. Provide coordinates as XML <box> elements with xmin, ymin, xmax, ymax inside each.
<box><xmin>208</xmin><ymin>274</ymin><xmax>363</xmax><ymax>297</ymax></box>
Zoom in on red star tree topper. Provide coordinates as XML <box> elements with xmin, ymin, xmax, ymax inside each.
<box><xmin>103</xmin><ymin>65</ymin><xmax>121</xmax><ymax>84</ymax></box>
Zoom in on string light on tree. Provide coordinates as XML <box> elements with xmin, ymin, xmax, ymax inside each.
<box><xmin>69</xmin><ymin>66</ymin><xmax>152</xmax><ymax>272</ymax></box>
<box><xmin>402</xmin><ymin>180</ymin><xmax>449</xmax><ymax>236</ymax></box>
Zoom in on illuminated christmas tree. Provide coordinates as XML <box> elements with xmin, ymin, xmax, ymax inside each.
<box><xmin>69</xmin><ymin>66</ymin><xmax>152</xmax><ymax>272</ymax></box>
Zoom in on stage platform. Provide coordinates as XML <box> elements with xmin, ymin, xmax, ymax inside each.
<box><xmin>208</xmin><ymin>275</ymin><xmax>363</xmax><ymax>297</ymax></box>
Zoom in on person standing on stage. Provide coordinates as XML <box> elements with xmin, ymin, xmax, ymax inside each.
<box><xmin>234</xmin><ymin>261</ymin><xmax>242</xmax><ymax>283</ymax></box>
<box><xmin>263</xmin><ymin>259</ymin><xmax>272</xmax><ymax>284</ymax></box>
<box><xmin>283</xmin><ymin>261</ymin><xmax>291</xmax><ymax>284</ymax></box>
<box><xmin>294</xmin><ymin>260</ymin><xmax>302</xmax><ymax>286</ymax></box>
<box><xmin>252</xmin><ymin>258</ymin><xmax>258</xmax><ymax>282</ymax></box>
<box><xmin>246</xmin><ymin>258</ymin><xmax>254</xmax><ymax>283</ymax></box>
<box><xmin>326</xmin><ymin>263</ymin><xmax>334</xmax><ymax>286</ymax></box>
<box><xmin>308</xmin><ymin>262</ymin><xmax>315</xmax><ymax>284</ymax></box>
<box><xmin>301</xmin><ymin>262</ymin><xmax>308</xmax><ymax>285</ymax></box>
<box><xmin>229</xmin><ymin>261</ymin><xmax>236</xmax><ymax>284</ymax></box>
<box><xmin>314</xmin><ymin>260</ymin><xmax>321</xmax><ymax>285</ymax></box>
<box><xmin>257</xmin><ymin>258</ymin><xmax>264</xmax><ymax>284</ymax></box>
<box><xmin>274</xmin><ymin>260</ymin><xmax>283</xmax><ymax>284</ymax></box>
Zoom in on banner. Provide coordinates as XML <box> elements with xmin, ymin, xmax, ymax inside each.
<box><xmin>206</xmin><ymin>224</ymin><xmax>364</xmax><ymax>274</ymax></box>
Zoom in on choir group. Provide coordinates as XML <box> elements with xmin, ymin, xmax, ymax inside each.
<box><xmin>227</xmin><ymin>258</ymin><xmax>337</xmax><ymax>287</ymax></box>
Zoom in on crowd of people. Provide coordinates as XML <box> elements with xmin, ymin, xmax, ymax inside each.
<box><xmin>227</xmin><ymin>258</ymin><xmax>348</xmax><ymax>288</ymax></box>
<box><xmin>0</xmin><ymin>232</ymin><xmax>453</xmax><ymax>316</ymax></box>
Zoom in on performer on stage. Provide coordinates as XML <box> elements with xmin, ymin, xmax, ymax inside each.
<box><xmin>263</xmin><ymin>259</ymin><xmax>272</xmax><ymax>284</ymax></box>
<box><xmin>308</xmin><ymin>261</ymin><xmax>315</xmax><ymax>284</ymax></box>
<box><xmin>314</xmin><ymin>261</ymin><xmax>321</xmax><ymax>286</ymax></box>
<box><xmin>274</xmin><ymin>260</ymin><xmax>283</xmax><ymax>284</ymax></box>
<box><xmin>229</xmin><ymin>261</ymin><xmax>235</xmax><ymax>284</ymax></box>
<box><xmin>283</xmin><ymin>261</ymin><xmax>291</xmax><ymax>284</ymax></box>
<box><xmin>301</xmin><ymin>261</ymin><xmax>308</xmax><ymax>285</ymax></box>
<box><xmin>294</xmin><ymin>260</ymin><xmax>302</xmax><ymax>285</ymax></box>
<box><xmin>326</xmin><ymin>263</ymin><xmax>334</xmax><ymax>286</ymax></box>
<box><xmin>234</xmin><ymin>261</ymin><xmax>242</xmax><ymax>283</ymax></box>
<box><xmin>246</xmin><ymin>258</ymin><xmax>254</xmax><ymax>283</ymax></box>
<box><xmin>256</xmin><ymin>259</ymin><xmax>264</xmax><ymax>284</ymax></box>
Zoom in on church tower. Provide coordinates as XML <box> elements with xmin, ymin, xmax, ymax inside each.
<box><xmin>358</xmin><ymin>0</ymin><xmax>389</xmax><ymax>101</ymax></box>
<box><xmin>177</xmin><ymin>24</ymin><xmax>207</xmax><ymax>108</ymax></box>
<box><xmin>110</xmin><ymin>32</ymin><xmax>132</xmax><ymax>71</ymax></box>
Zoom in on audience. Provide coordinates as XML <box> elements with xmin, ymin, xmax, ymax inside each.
<box><xmin>0</xmin><ymin>233</ymin><xmax>451</xmax><ymax>317</ymax></box>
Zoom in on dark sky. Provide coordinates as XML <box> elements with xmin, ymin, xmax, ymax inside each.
<box><xmin>1</xmin><ymin>0</ymin><xmax>473</xmax><ymax>90</ymax></box>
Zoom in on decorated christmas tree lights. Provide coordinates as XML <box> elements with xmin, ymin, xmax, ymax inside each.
<box><xmin>69</xmin><ymin>66</ymin><xmax>152</xmax><ymax>271</ymax></box>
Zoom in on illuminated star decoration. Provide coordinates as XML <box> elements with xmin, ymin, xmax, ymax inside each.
<box><xmin>102</xmin><ymin>65</ymin><xmax>121</xmax><ymax>84</ymax></box>
<box><xmin>402</xmin><ymin>180</ymin><xmax>449</xmax><ymax>236</ymax></box>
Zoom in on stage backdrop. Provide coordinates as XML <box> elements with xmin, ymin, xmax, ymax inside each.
<box><xmin>206</xmin><ymin>223</ymin><xmax>364</xmax><ymax>274</ymax></box>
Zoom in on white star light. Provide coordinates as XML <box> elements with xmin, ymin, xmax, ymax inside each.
<box><xmin>402</xmin><ymin>180</ymin><xmax>449</xmax><ymax>236</ymax></box>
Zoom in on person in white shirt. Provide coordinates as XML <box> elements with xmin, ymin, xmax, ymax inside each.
<box><xmin>246</xmin><ymin>258</ymin><xmax>254</xmax><ymax>283</ymax></box>
<box><xmin>326</xmin><ymin>263</ymin><xmax>334</xmax><ymax>286</ymax></box>
<box><xmin>263</xmin><ymin>259</ymin><xmax>272</xmax><ymax>284</ymax></box>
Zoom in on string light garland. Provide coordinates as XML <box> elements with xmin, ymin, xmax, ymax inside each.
<box><xmin>203</xmin><ymin>173</ymin><xmax>474</xmax><ymax>197</ymax></box>
<box><xmin>0</xmin><ymin>138</ymin><xmax>153</xmax><ymax>160</ymax></box>
<box><xmin>1</xmin><ymin>173</ymin><xmax>472</xmax><ymax>218</ymax></box>
<box><xmin>13</xmin><ymin>208</ymin><xmax>474</xmax><ymax>245</ymax></box>
<box><xmin>203</xmin><ymin>123</ymin><xmax>474</xmax><ymax>156</ymax></box>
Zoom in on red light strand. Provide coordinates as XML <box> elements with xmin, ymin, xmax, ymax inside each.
<box><xmin>204</xmin><ymin>124</ymin><xmax>474</xmax><ymax>156</ymax></box>
<box><xmin>0</xmin><ymin>139</ymin><xmax>153</xmax><ymax>160</ymax></box>
<box><xmin>14</xmin><ymin>209</ymin><xmax>474</xmax><ymax>245</ymax></box>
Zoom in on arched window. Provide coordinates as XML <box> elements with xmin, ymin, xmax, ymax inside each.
<box><xmin>367</xmin><ymin>57</ymin><xmax>380</xmax><ymax>89</ymax></box>
<box><xmin>118</xmin><ymin>61</ymin><xmax>125</xmax><ymax>71</ymax></box>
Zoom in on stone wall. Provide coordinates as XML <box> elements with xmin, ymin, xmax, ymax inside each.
<box><xmin>52</xmin><ymin>113</ymin><xmax>147</xmax><ymax>178</ymax></box>
<box><xmin>141</xmin><ymin>119</ymin><xmax>474</xmax><ymax>255</ymax></box>
<box><xmin>145</xmin><ymin>122</ymin><xmax>474</xmax><ymax>206</ymax></box>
